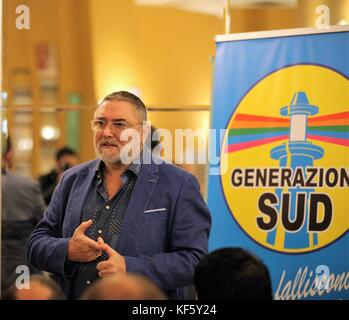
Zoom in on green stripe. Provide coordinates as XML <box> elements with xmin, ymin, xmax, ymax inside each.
<box><xmin>228</xmin><ymin>127</ymin><xmax>288</xmax><ymax>136</ymax></box>
<box><xmin>308</xmin><ymin>125</ymin><xmax>349</xmax><ymax>132</ymax></box>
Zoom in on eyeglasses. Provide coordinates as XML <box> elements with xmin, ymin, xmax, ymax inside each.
<box><xmin>91</xmin><ymin>119</ymin><xmax>142</xmax><ymax>133</ymax></box>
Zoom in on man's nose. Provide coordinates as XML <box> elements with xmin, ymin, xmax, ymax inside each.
<box><xmin>102</xmin><ymin>124</ymin><xmax>114</xmax><ymax>137</ymax></box>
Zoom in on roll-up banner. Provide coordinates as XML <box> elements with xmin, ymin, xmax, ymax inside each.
<box><xmin>208</xmin><ymin>26</ymin><xmax>349</xmax><ymax>300</ymax></box>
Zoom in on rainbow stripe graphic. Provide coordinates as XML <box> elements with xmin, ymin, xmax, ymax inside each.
<box><xmin>225</xmin><ymin>111</ymin><xmax>349</xmax><ymax>153</ymax></box>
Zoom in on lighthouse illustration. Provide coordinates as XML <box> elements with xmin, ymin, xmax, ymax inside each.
<box><xmin>268</xmin><ymin>92</ymin><xmax>324</xmax><ymax>249</ymax></box>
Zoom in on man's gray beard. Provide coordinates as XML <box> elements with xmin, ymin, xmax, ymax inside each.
<box><xmin>95</xmin><ymin>148</ymin><xmax>123</xmax><ymax>167</ymax></box>
<box><xmin>94</xmin><ymin>141</ymin><xmax>143</xmax><ymax>166</ymax></box>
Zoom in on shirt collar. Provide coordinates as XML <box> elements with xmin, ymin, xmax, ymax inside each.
<box><xmin>94</xmin><ymin>151</ymin><xmax>143</xmax><ymax>178</ymax></box>
<box><xmin>128</xmin><ymin>152</ymin><xmax>142</xmax><ymax>176</ymax></box>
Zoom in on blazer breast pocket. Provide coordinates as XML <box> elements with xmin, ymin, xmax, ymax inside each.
<box><xmin>144</xmin><ymin>208</ymin><xmax>167</xmax><ymax>214</ymax></box>
<box><xmin>136</xmin><ymin>208</ymin><xmax>169</xmax><ymax>254</ymax></box>
<box><xmin>142</xmin><ymin>208</ymin><xmax>168</xmax><ymax>223</ymax></box>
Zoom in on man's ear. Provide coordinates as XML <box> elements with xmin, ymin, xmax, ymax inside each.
<box><xmin>142</xmin><ymin>121</ymin><xmax>151</xmax><ymax>142</ymax></box>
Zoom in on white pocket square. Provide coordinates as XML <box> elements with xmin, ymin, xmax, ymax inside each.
<box><xmin>144</xmin><ymin>208</ymin><xmax>167</xmax><ymax>213</ymax></box>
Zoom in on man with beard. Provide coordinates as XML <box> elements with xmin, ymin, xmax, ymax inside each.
<box><xmin>26</xmin><ymin>91</ymin><xmax>211</xmax><ymax>299</ymax></box>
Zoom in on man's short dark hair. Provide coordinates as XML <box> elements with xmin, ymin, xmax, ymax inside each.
<box><xmin>100</xmin><ymin>91</ymin><xmax>147</xmax><ymax>121</ymax></box>
<box><xmin>194</xmin><ymin>247</ymin><xmax>273</xmax><ymax>300</ymax></box>
<box><xmin>55</xmin><ymin>147</ymin><xmax>77</xmax><ymax>161</ymax></box>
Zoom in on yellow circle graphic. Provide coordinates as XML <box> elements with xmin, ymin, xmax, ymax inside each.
<box><xmin>221</xmin><ymin>65</ymin><xmax>349</xmax><ymax>253</ymax></box>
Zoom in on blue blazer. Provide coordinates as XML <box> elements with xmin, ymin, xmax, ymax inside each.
<box><xmin>26</xmin><ymin>157</ymin><xmax>211</xmax><ymax>299</ymax></box>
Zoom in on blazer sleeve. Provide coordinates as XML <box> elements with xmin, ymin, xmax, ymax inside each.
<box><xmin>26</xmin><ymin>174</ymin><xmax>71</xmax><ymax>277</ymax></box>
<box><xmin>31</xmin><ymin>180</ymin><xmax>47</xmax><ymax>225</ymax></box>
<box><xmin>124</xmin><ymin>174</ymin><xmax>212</xmax><ymax>291</ymax></box>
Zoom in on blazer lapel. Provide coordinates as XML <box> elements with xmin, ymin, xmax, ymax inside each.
<box><xmin>116</xmin><ymin>162</ymin><xmax>159</xmax><ymax>254</ymax></box>
<box><xmin>63</xmin><ymin>161</ymin><xmax>98</xmax><ymax>236</ymax></box>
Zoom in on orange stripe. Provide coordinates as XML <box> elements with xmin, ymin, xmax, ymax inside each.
<box><xmin>230</xmin><ymin>120</ymin><xmax>290</xmax><ymax>129</ymax></box>
<box><xmin>308</xmin><ymin>118</ymin><xmax>349</xmax><ymax>126</ymax></box>
<box><xmin>235</xmin><ymin>113</ymin><xmax>289</xmax><ymax>123</ymax></box>
<box><xmin>309</xmin><ymin>111</ymin><xmax>349</xmax><ymax>122</ymax></box>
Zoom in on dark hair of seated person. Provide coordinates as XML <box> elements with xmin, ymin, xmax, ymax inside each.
<box><xmin>194</xmin><ymin>247</ymin><xmax>273</xmax><ymax>300</ymax></box>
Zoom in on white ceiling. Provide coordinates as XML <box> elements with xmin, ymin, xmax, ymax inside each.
<box><xmin>135</xmin><ymin>0</ymin><xmax>298</xmax><ymax>18</ymax></box>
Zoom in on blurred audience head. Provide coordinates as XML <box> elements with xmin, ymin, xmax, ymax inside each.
<box><xmin>2</xmin><ymin>134</ymin><xmax>13</xmax><ymax>170</ymax></box>
<box><xmin>55</xmin><ymin>146</ymin><xmax>78</xmax><ymax>172</ymax></box>
<box><xmin>2</xmin><ymin>274</ymin><xmax>65</xmax><ymax>300</ymax></box>
<box><xmin>80</xmin><ymin>273</ymin><xmax>167</xmax><ymax>300</ymax></box>
<box><xmin>194</xmin><ymin>247</ymin><xmax>272</xmax><ymax>300</ymax></box>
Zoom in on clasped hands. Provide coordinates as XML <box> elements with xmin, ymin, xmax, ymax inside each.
<box><xmin>67</xmin><ymin>219</ymin><xmax>126</xmax><ymax>277</ymax></box>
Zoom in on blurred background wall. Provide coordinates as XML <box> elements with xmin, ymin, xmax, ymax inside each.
<box><xmin>1</xmin><ymin>0</ymin><xmax>348</xmax><ymax>190</ymax></box>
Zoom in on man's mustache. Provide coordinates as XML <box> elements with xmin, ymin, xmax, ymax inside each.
<box><xmin>97</xmin><ymin>139</ymin><xmax>120</xmax><ymax>148</ymax></box>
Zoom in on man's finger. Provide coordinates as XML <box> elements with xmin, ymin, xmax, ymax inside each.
<box><xmin>76</xmin><ymin>220</ymin><xmax>93</xmax><ymax>234</ymax></box>
<box><xmin>100</xmin><ymin>243</ymin><xmax>116</xmax><ymax>257</ymax></box>
<box><xmin>96</xmin><ymin>260</ymin><xmax>108</xmax><ymax>271</ymax></box>
<box><xmin>98</xmin><ymin>270</ymin><xmax>110</xmax><ymax>277</ymax></box>
<box><xmin>83</xmin><ymin>237</ymin><xmax>104</xmax><ymax>251</ymax></box>
<box><xmin>94</xmin><ymin>237</ymin><xmax>105</xmax><ymax>258</ymax></box>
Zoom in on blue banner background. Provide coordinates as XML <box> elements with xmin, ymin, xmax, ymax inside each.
<box><xmin>208</xmin><ymin>30</ymin><xmax>349</xmax><ymax>300</ymax></box>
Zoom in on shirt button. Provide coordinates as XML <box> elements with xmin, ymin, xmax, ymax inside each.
<box><xmin>106</xmin><ymin>205</ymin><xmax>110</xmax><ymax>209</ymax></box>
<box><xmin>86</xmin><ymin>280</ymin><xmax>91</xmax><ymax>285</ymax></box>
<box><xmin>98</xmin><ymin>229</ymin><xmax>102</xmax><ymax>234</ymax></box>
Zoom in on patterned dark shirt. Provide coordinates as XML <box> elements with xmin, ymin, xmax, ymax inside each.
<box><xmin>69</xmin><ymin>159</ymin><xmax>141</xmax><ymax>299</ymax></box>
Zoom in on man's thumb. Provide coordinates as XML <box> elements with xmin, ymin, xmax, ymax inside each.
<box><xmin>77</xmin><ymin>219</ymin><xmax>93</xmax><ymax>234</ymax></box>
<box><xmin>101</xmin><ymin>243</ymin><xmax>115</xmax><ymax>257</ymax></box>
